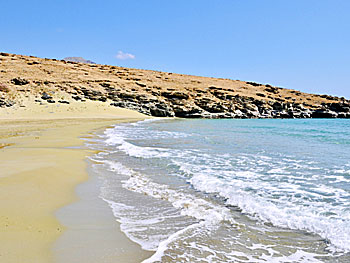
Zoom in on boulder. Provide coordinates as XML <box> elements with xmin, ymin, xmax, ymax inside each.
<box><xmin>72</xmin><ymin>95</ymin><xmax>82</xmax><ymax>101</ymax></box>
<box><xmin>41</xmin><ymin>92</ymin><xmax>52</xmax><ymax>100</ymax></box>
<box><xmin>11</xmin><ymin>77</ymin><xmax>29</xmax><ymax>85</ymax></box>
<box><xmin>150</xmin><ymin>107</ymin><xmax>168</xmax><ymax>117</ymax></box>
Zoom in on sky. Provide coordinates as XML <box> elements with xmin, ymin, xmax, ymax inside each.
<box><xmin>1</xmin><ymin>0</ymin><xmax>349</xmax><ymax>98</ymax></box>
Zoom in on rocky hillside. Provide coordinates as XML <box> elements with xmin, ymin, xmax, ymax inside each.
<box><xmin>0</xmin><ymin>52</ymin><xmax>349</xmax><ymax>118</ymax></box>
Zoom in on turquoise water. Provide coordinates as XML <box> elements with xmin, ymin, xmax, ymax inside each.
<box><xmin>91</xmin><ymin>119</ymin><xmax>350</xmax><ymax>262</ymax></box>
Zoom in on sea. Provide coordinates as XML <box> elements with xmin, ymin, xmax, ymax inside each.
<box><xmin>88</xmin><ymin>118</ymin><xmax>350</xmax><ymax>263</ymax></box>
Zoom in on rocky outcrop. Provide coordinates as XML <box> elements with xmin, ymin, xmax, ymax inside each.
<box><xmin>96</xmin><ymin>89</ymin><xmax>350</xmax><ymax>119</ymax></box>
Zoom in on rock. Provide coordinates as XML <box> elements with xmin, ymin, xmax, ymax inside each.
<box><xmin>161</xmin><ymin>91</ymin><xmax>189</xmax><ymax>100</ymax></box>
<box><xmin>173</xmin><ymin>105</ymin><xmax>202</xmax><ymax>117</ymax></box>
<box><xmin>0</xmin><ymin>99</ymin><xmax>6</xmax><ymax>107</ymax></box>
<box><xmin>150</xmin><ymin>107</ymin><xmax>168</xmax><ymax>117</ymax></box>
<box><xmin>58</xmin><ymin>100</ymin><xmax>70</xmax><ymax>104</ymax></box>
<box><xmin>327</xmin><ymin>102</ymin><xmax>350</xmax><ymax>113</ymax></box>
<box><xmin>72</xmin><ymin>95</ymin><xmax>82</xmax><ymax>101</ymax></box>
<box><xmin>272</xmin><ymin>102</ymin><xmax>283</xmax><ymax>111</ymax></box>
<box><xmin>244</xmin><ymin>103</ymin><xmax>259</xmax><ymax>112</ymax></box>
<box><xmin>300</xmin><ymin>112</ymin><xmax>311</xmax><ymax>118</ymax></box>
<box><xmin>311</xmin><ymin>109</ymin><xmax>338</xmax><ymax>118</ymax></box>
<box><xmin>198</xmin><ymin>102</ymin><xmax>227</xmax><ymax>113</ymax></box>
<box><xmin>246</xmin><ymin>110</ymin><xmax>260</xmax><ymax>118</ymax></box>
<box><xmin>234</xmin><ymin>109</ymin><xmax>244</xmax><ymax>118</ymax></box>
<box><xmin>337</xmin><ymin>112</ymin><xmax>350</xmax><ymax>118</ymax></box>
<box><xmin>118</xmin><ymin>92</ymin><xmax>138</xmax><ymax>100</ymax></box>
<box><xmin>135</xmin><ymin>82</ymin><xmax>147</xmax><ymax>88</ymax></box>
<box><xmin>149</xmin><ymin>102</ymin><xmax>174</xmax><ymax>117</ymax></box>
<box><xmin>47</xmin><ymin>99</ymin><xmax>56</xmax><ymax>103</ymax></box>
<box><xmin>0</xmin><ymin>83</ymin><xmax>10</xmax><ymax>93</ymax></box>
<box><xmin>11</xmin><ymin>77</ymin><xmax>29</xmax><ymax>85</ymax></box>
<box><xmin>279</xmin><ymin>111</ymin><xmax>292</xmax><ymax>118</ymax></box>
<box><xmin>41</xmin><ymin>92</ymin><xmax>52</xmax><ymax>100</ymax></box>
<box><xmin>0</xmin><ymin>99</ymin><xmax>15</xmax><ymax>107</ymax></box>
<box><xmin>98</xmin><ymin>97</ymin><xmax>107</xmax><ymax>102</ymax></box>
<box><xmin>265</xmin><ymin>86</ymin><xmax>279</xmax><ymax>94</ymax></box>
<box><xmin>110</xmin><ymin>101</ymin><xmax>126</xmax><ymax>108</ymax></box>
<box><xmin>100</xmin><ymin>83</ymin><xmax>111</xmax><ymax>88</ymax></box>
<box><xmin>27</xmin><ymin>61</ymin><xmax>40</xmax><ymax>65</ymax></box>
<box><xmin>246</xmin><ymin>81</ymin><xmax>262</xmax><ymax>87</ymax></box>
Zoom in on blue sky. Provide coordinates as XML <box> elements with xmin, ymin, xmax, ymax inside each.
<box><xmin>1</xmin><ymin>0</ymin><xmax>349</xmax><ymax>98</ymax></box>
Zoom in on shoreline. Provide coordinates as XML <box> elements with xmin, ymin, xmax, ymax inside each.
<box><xmin>0</xmin><ymin>100</ymin><xmax>150</xmax><ymax>262</ymax></box>
<box><xmin>53</xmin><ymin>126</ymin><xmax>153</xmax><ymax>263</ymax></box>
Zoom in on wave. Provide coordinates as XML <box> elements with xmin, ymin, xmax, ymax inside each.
<box><xmin>188</xmin><ymin>168</ymin><xmax>350</xmax><ymax>253</ymax></box>
<box><xmin>94</xmin><ymin>119</ymin><xmax>350</xmax><ymax>261</ymax></box>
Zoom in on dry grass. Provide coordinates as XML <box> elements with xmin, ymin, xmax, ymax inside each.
<box><xmin>0</xmin><ymin>53</ymin><xmax>346</xmax><ymax>110</ymax></box>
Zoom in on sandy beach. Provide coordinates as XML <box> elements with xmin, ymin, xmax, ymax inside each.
<box><xmin>0</xmin><ymin>98</ymin><xmax>152</xmax><ymax>263</ymax></box>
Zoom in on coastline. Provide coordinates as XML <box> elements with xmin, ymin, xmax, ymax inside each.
<box><xmin>53</xmin><ymin>130</ymin><xmax>153</xmax><ymax>263</ymax></box>
<box><xmin>0</xmin><ymin>100</ymin><xmax>150</xmax><ymax>263</ymax></box>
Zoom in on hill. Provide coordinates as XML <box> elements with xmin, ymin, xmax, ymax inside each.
<box><xmin>0</xmin><ymin>52</ymin><xmax>349</xmax><ymax>118</ymax></box>
<box><xmin>63</xmin><ymin>57</ymin><xmax>96</xmax><ymax>64</ymax></box>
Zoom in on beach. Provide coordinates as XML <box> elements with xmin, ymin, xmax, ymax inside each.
<box><xmin>0</xmin><ymin>98</ymin><xmax>151</xmax><ymax>263</ymax></box>
<box><xmin>0</xmin><ymin>53</ymin><xmax>349</xmax><ymax>263</ymax></box>
<box><xmin>1</xmin><ymin>94</ymin><xmax>349</xmax><ymax>263</ymax></box>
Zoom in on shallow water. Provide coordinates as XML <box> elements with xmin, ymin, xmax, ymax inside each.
<box><xmin>89</xmin><ymin>119</ymin><xmax>350</xmax><ymax>262</ymax></box>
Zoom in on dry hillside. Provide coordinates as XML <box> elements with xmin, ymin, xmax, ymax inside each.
<box><xmin>0</xmin><ymin>52</ymin><xmax>349</xmax><ymax>118</ymax></box>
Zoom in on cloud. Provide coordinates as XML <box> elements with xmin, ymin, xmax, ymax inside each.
<box><xmin>116</xmin><ymin>51</ymin><xmax>135</xmax><ymax>60</ymax></box>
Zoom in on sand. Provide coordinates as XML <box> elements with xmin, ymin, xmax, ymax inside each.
<box><xmin>0</xmin><ymin>98</ymin><xmax>152</xmax><ymax>263</ymax></box>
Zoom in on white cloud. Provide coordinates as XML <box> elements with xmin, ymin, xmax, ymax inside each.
<box><xmin>116</xmin><ymin>51</ymin><xmax>135</xmax><ymax>60</ymax></box>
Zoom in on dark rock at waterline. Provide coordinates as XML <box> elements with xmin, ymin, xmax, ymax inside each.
<box><xmin>311</xmin><ymin>109</ymin><xmax>338</xmax><ymax>118</ymax></box>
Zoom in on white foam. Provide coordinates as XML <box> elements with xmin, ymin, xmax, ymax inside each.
<box><xmin>189</xmin><ymin>170</ymin><xmax>350</xmax><ymax>253</ymax></box>
<box><xmin>102</xmin><ymin>199</ymin><xmax>169</xmax><ymax>251</ymax></box>
<box><xmin>96</xmin><ymin>119</ymin><xmax>350</xmax><ymax>260</ymax></box>
<box><xmin>129</xmin><ymin>118</ymin><xmax>163</xmax><ymax>126</ymax></box>
<box><xmin>141</xmin><ymin>222</ymin><xmax>205</xmax><ymax>263</ymax></box>
<box><xmin>118</xmin><ymin>141</ymin><xmax>172</xmax><ymax>158</ymax></box>
<box><xmin>103</xmin><ymin>160</ymin><xmax>133</xmax><ymax>176</ymax></box>
<box><xmin>122</xmin><ymin>168</ymin><xmax>235</xmax><ymax>225</ymax></box>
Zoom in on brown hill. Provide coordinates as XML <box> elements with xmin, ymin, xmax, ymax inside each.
<box><xmin>0</xmin><ymin>52</ymin><xmax>349</xmax><ymax>118</ymax></box>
